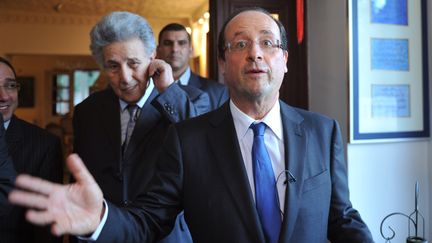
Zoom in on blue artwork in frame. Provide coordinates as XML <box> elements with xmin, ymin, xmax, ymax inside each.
<box><xmin>350</xmin><ymin>0</ymin><xmax>429</xmax><ymax>141</ymax></box>
<box><xmin>371</xmin><ymin>0</ymin><xmax>408</xmax><ymax>25</ymax></box>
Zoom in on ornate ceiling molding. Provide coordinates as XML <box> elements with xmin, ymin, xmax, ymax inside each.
<box><xmin>0</xmin><ymin>11</ymin><xmax>99</xmax><ymax>25</ymax></box>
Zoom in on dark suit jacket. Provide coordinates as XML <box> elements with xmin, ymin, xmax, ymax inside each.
<box><xmin>73</xmin><ymin>83</ymin><xmax>209</xmax><ymax>242</ymax></box>
<box><xmin>187</xmin><ymin>72</ymin><xmax>228</xmax><ymax>110</ymax></box>
<box><xmin>0</xmin><ymin>116</ymin><xmax>63</xmax><ymax>243</ymax></box>
<box><xmin>0</xmin><ymin>115</ymin><xmax>15</xmax><ymax>217</ymax></box>
<box><xmin>100</xmin><ymin>101</ymin><xmax>373</xmax><ymax>243</ymax></box>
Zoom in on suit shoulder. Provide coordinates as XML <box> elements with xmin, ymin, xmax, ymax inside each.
<box><xmin>197</xmin><ymin>75</ymin><xmax>226</xmax><ymax>90</ymax></box>
<box><xmin>13</xmin><ymin>118</ymin><xmax>60</xmax><ymax>143</ymax></box>
<box><xmin>281</xmin><ymin>102</ymin><xmax>337</xmax><ymax>129</ymax></box>
<box><xmin>75</xmin><ymin>88</ymin><xmax>113</xmax><ymax>111</ymax></box>
<box><xmin>173</xmin><ymin>105</ymin><xmax>223</xmax><ymax>133</ymax></box>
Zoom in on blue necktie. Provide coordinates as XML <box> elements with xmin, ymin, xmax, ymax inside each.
<box><xmin>251</xmin><ymin>122</ymin><xmax>281</xmax><ymax>243</ymax></box>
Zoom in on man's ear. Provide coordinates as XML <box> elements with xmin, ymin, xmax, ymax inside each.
<box><xmin>283</xmin><ymin>50</ymin><xmax>288</xmax><ymax>73</ymax></box>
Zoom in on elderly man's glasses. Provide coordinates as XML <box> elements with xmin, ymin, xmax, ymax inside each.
<box><xmin>225</xmin><ymin>39</ymin><xmax>283</xmax><ymax>53</ymax></box>
<box><xmin>0</xmin><ymin>81</ymin><xmax>21</xmax><ymax>92</ymax></box>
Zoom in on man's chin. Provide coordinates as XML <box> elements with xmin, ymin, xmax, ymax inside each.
<box><xmin>0</xmin><ymin>111</ymin><xmax>12</xmax><ymax>122</ymax></box>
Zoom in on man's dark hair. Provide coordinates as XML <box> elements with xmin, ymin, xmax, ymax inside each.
<box><xmin>158</xmin><ymin>23</ymin><xmax>191</xmax><ymax>44</ymax></box>
<box><xmin>217</xmin><ymin>7</ymin><xmax>288</xmax><ymax>61</ymax></box>
<box><xmin>0</xmin><ymin>57</ymin><xmax>17</xmax><ymax>78</ymax></box>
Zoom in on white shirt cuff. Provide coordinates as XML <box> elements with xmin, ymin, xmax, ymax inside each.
<box><xmin>77</xmin><ymin>199</ymin><xmax>109</xmax><ymax>241</ymax></box>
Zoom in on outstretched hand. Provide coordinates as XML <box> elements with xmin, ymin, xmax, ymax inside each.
<box><xmin>9</xmin><ymin>154</ymin><xmax>104</xmax><ymax>236</ymax></box>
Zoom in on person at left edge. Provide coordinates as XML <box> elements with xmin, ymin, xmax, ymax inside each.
<box><xmin>0</xmin><ymin>57</ymin><xmax>63</xmax><ymax>243</ymax></box>
<box><xmin>0</xmin><ymin>113</ymin><xmax>16</xmax><ymax>218</ymax></box>
<box><xmin>71</xmin><ymin>11</ymin><xmax>209</xmax><ymax>243</ymax></box>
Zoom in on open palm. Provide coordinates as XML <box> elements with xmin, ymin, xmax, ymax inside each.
<box><xmin>9</xmin><ymin>154</ymin><xmax>104</xmax><ymax>236</ymax></box>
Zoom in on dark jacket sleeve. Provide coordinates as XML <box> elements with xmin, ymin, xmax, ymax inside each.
<box><xmin>0</xmin><ymin>115</ymin><xmax>16</xmax><ymax>216</ymax></box>
<box><xmin>327</xmin><ymin>121</ymin><xmax>374</xmax><ymax>243</ymax></box>
<box><xmin>151</xmin><ymin>83</ymin><xmax>210</xmax><ymax>123</ymax></box>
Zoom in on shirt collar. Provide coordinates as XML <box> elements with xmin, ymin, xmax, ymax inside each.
<box><xmin>178</xmin><ymin>67</ymin><xmax>191</xmax><ymax>86</ymax></box>
<box><xmin>230</xmin><ymin>99</ymin><xmax>283</xmax><ymax>141</ymax></box>
<box><xmin>119</xmin><ymin>78</ymin><xmax>155</xmax><ymax>110</ymax></box>
<box><xmin>3</xmin><ymin>119</ymin><xmax>10</xmax><ymax>130</ymax></box>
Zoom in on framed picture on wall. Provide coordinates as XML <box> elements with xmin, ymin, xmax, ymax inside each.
<box><xmin>349</xmin><ymin>0</ymin><xmax>429</xmax><ymax>142</ymax></box>
<box><xmin>17</xmin><ymin>76</ymin><xmax>35</xmax><ymax>108</ymax></box>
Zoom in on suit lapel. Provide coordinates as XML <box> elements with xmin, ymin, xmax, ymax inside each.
<box><xmin>278</xmin><ymin>102</ymin><xmax>307</xmax><ymax>241</ymax></box>
<box><xmin>207</xmin><ymin>104</ymin><xmax>265</xmax><ymax>242</ymax></box>
<box><xmin>5</xmin><ymin>116</ymin><xmax>23</xmax><ymax>157</ymax></box>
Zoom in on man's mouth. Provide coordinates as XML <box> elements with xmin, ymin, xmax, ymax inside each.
<box><xmin>245</xmin><ymin>68</ymin><xmax>267</xmax><ymax>74</ymax></box>
<box><xmin>0</xmin><ymin>104</ymin><xmax>9</xmax><ymax>111</ymax></box>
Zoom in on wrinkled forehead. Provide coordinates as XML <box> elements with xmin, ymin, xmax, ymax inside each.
<box><xmin>224</xmin><ymin>11</ymin><xmax>280</xmax><ymax>40</ymax></box>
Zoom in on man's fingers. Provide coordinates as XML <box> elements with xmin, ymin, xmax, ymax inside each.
<box><xmin>66</xmin><ymin>154</ymin><xmax>97</xmax><ymax>185</ymax></box>
<box><xmin>14</xmin><ymin>174</ymin><xmax>57</xmax><ymax>196</ymax></box>
<box><xmin>9</xmin><ymin>190</ymin><xmax>49</xmax><ymax>210</ymax></box>
<box><xmin>26</xmin><ymin>210</ymin><xmax>54</xmax><ymax>226</ymax></box>
<box><xmin>51</xmin><ymin>223</ymin><xmax>67</xmax><ymax>236</ymax></box>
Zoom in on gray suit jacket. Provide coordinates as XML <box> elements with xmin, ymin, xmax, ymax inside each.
<box><xmin>187</xmin><ymin>72</ymin><xmax>228</xmax><ymax>110</ymax></box>
<box><xmin>99</xmin><ymin>101</ymin><xmax>374</xmax><ymax>243</ymax></box>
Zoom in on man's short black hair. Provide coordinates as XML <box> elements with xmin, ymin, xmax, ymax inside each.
<box><xmin>158</xmin><ymin>23</ymin><xmax>191</xmax><ymax>44</ymax></box>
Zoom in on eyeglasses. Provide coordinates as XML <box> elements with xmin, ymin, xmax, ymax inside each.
<box><xmin>0</xmin><ymin>81</ymin><xmax>21</xmax><ymax>92</ymax></box>
<box><xmin>224</xmin><ymin>39</ymin><xmax>283</xmax><ymax>53</ymax></box>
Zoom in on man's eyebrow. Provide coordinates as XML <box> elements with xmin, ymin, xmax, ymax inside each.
<box><xmin>232</xmin><ymin>31</ymin><xmax>246</xmax><ymax>39</ymax></box>
<box><xmin>4</xmin><ymin>78</ymin><xmax>16</xmax><ymax>82</ymax></box>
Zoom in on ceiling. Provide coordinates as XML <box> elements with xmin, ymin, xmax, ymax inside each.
<box><xmin>0</xmin><ymin>0</ymin><xmax>208</xmax><ymax>21</ymax></box>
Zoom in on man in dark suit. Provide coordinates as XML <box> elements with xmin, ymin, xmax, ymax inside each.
<box><xmin>9</xmin><ymin>8</ymin><xmax>374</xmax><ymax>243</ymax></box>
<box><xmin>72</xmin><ymin>12</ymin><xmax>209</xmax><ymax>243</ymax></box>
<box><xmin>157</xmin><ymin>23</ymin><xmax>228</xmax><ymax>109</ymax></box>
<box><xmin>0</xmin><ymin>114</ymin><xmax>15</xmax><ymax>217</ymax></box>
<box><xmin>0</xmin><ymin>57</ymin><xmax>63</xmax><ymax>243</ymax></box>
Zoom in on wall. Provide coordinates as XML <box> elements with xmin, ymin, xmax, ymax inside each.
<box><xmin>308</xmin><ymin>0</ymin><xmax>431</xmax><ymax>242</ymax></box>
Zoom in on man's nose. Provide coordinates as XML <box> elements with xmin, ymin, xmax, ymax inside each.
<box><xmin>172</xmin><ymin>42</ymin><xmax>180</xmax><ymax>52</ymax></box>
<box><xmin>0</xmin><ymin>86</ymin><xmax>10</xmax><ymax>99</ymax></box>
<box><xmin>246</xmin><ymin>42</ymin><xmax>264</xmax><ymax>62</ymax></box>
<box><xmin>120</xmin><ymin>66</ymin><xmax>133</xmax><ymax>83</ymax></box>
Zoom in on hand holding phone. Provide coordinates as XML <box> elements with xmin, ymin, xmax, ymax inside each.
<box><xmin>148</xmin><ymin>59</ymin><xmax>174</xmax><ymax>92</ymax></box>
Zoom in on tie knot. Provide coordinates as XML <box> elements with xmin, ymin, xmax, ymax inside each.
<box><xmin>250</xmin><ymin>122</ymin><xmax>266</xmax><ymax>137</ymax></box>
<box><xmin>126</xmin><ymin>104</ymin><xmax>138</xmax><ymax>116</ymax></box>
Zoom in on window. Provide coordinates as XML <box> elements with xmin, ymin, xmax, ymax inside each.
<box><xmin>52</xmin><ymin>70</ymin><xmax>100</xmax><ymax>116</ymax></box>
